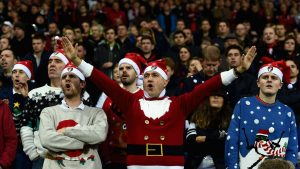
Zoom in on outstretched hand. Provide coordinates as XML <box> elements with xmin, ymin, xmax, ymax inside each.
<box><xmin>61</xmin><ymin>37</ymin><xmax>81</xmax><ymax>66</ymax></box>
<box><xmin>236</xmin><ymin>46</ymin><xmax>257</xmax><ymax>73</ymax></box>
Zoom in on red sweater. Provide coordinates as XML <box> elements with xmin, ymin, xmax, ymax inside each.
<box><xmin>90</xmin><ymin>68</ymin><xmax>222</xmax><ymax>166</ymax></box>
<box><xmin>0</xmin><ymin>100</ymin><xmax>17</xmax><ymax>169</ymax></box>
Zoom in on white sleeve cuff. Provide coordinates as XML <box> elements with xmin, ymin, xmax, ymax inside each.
<box><xmin>78</xmin><ymin>60</ymin><xmax>93</xmax><ymax>78</ymax></box>
<box><xmin>220</xmin><ymin>69</ymin><xmax>238</xmax><ymax>86</ymax></box>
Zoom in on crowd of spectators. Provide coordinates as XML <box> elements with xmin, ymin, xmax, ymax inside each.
<box><xmin>0</xmin><ymin>0</ymin><xmax>300</xmax><ymax>169</ymax></box>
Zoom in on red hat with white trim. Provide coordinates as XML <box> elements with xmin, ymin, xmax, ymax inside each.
<box><xmin>258</xmin><ymin>57</ymin><xmax>292</xmax><ymax>89</ymax></box>
<box><xmin>49</xmin><ymin>36</ymin><xmax>69</xmax><ymax>64</ymax></box>
<box><xmin>61</xmin><ymin>62</ymin><xmax>85</xmax><ymax>81</ymax></box>
<box><xmin>12</xmin><ymin>60</ymin><xmax>34</xmax><ymax>80</ymax></box>
<box><xmin>118</xmin><ymin>53</ymin><xmax>147</xmax><ymax>76</ymax></box>
<box><xmin>257</xmin><ymin>129</ymin><xmax>269</xmax><ymax>137</ymax></box>
<box><xmin>143</xmin><ymin>59</ymin><xmax>168</xmax><ymax>80</ymax></box>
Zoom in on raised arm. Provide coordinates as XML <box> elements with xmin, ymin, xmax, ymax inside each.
<box><xmin>61</xmin><ymin>37</ymin><xmax>134</xmax><ymax>112</ymax></box>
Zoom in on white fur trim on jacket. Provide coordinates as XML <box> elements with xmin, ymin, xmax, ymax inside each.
<box><xmin>78</xmin><ymin>60</ymin><xmax>93</xmax><ymax>78</ymax></box>
<box><xmin>220</xmin><ymin>69</ymin><xmax>238</xmax><ymax>86</ymax></box>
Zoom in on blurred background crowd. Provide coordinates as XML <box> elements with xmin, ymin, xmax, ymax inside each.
<box><xmin>1</xmin><ymin>0</ymin><xmax>300</xmax><ymax>169</ymax></box>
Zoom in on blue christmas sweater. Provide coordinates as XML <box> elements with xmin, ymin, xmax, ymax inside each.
<box><xmin>225</xmin><ymin>96</ymin><xmax>297</xmax><ymax>169</ymax></box>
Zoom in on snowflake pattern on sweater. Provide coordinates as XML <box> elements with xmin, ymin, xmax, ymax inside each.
<box><xmin>20</xmin><ymin>84</ymin><xmax>92</xmax><ymax>131</ymax></box>
<box><xmin>225</xmin><ymin>96</ymin><xmax>298</xmax><ymax>169</ymax></box>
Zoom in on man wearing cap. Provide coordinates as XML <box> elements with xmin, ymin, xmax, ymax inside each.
<box><xmin>1</xmin><ymin>21</ymin><xmax>14</xmax><ymax>39</ymax></box>
<box><xmin>225</xmin><ymin>59</ymin><xmax>298</xmax><ymax>169</ymax></box>
<box><xmin>20</xmin><ymin>44</ymin><xmax>92</xmax><ymax>169</ymax></box>
<box><xmin>39</xmin><ymin>63</ymin><xmax>108</xmax><ymax>169</ymax></box>
<box><xmin>96</xmin><ymin>53</ymin><xmax>146</xmax><ymax>169</ymax></box>
<box><xmin>61</xmin><ymin>37</ymin><xmax>256</xmax><ymax>169</ymax></box>
<box><xmin>0</xmin><ymin>60</ymin><xmax>35</xmax><ymax>169</ymax></box>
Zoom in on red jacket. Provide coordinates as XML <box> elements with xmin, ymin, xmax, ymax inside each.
<box><xmin>0</xmin><ymin>100</ymin><xmax>17</xmax><ymax>169</ymax></box>
<box><xmin>89</xmin><ymin>67</ymin><xmax>222</xmax><ymax>166</ymax></box>
<box><xmin>99</xmin><ymin>89</ymin><xmax>144</xmax><ymax>165</ymax></box>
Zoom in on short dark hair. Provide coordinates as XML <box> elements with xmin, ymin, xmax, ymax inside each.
<box><xmin>32</xmin><ymin>33</ymin><xmax>46</xmax><ymax>41</ymax></box>
<box><xmin>173</xmin><ymin>30</ymin><xmax>186</xmax><ymax>39</ymax></box>
<box><xmin>225</xmin><ymin>45</ymin><xmax>243</xmax><ymax>57</ymax></box>
<box><xmin>1</xmin><ymin>49</ymin><xmax>19</xmax><ymax>60</ymax></box>
<box><xmin>117</xmin><ymin>24</ymin><xmax>127</xmax><ymax>29</ymax></box>
<box><xmin>164</xmin><ymin>57</ymin><xmax>176</xmax><ymax>70</ymax></box>
<box><xmin>104</xmin><ymin>27</ymin><xmax>116</xmax><ymax>34</ymax></box>
<box><xmin>141</xmin><ymin>35</ymin><xmax>155</xmax><ymax>45</ymax></box>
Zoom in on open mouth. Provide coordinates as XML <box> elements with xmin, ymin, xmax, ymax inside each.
<box><xmin>147</xmin><ymin>84</ymin><xmax>153</xmax><ymax>89</ymax></box>
<box><xmin>49</xmin><ymin>68</ymin><xmax>56</xmax><ymax>72</ymax></box>
<box><xmin>65</xmin><ymin>84</ymin><xmax>71</xmax><ymax>89</ymax></box>
<box><xmin>266</xmin><ymin>84</ymin><xmax>272</xmax><ymax>88</ymax></box>
<box><xmin>1</xmin><ymin>62</ymin><xmax>7</xmax><ymax>67</ymax></box>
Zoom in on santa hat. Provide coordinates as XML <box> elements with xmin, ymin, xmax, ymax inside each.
<box><xmin>49</xmin><ymin>36</ymin><xmax>69</xmax><ymax>65</ymax></box>
<box><xmin>143</xmin><ymin>59</ymin><xmax>168</xmax><ymax>80</ymax></box>
<box><xmin>118</xmin><ymin>53</ymin><xmax>147</xmax><ymax>76</ymax></box>
<box><xmin>56</xmin><ymin>120</ymin><xmax>82</xmax><ymax>157</ymax></box>
<box><xmin>258</xmin><ymin>57</ymin><xmax>292</xmax><ymax>89</ymax></box>
<box><xmin>12</xmin><ymin>60</ymin><xmax>34</xmax><ymax>80</ymax></box>
<box><xmin>257</xmin><ymin>129</ymin><xmax>269</xmax><ymax>137</ymax></box>
<box><xmin>61</xmin><ymin>62</ymin><xmax>85</xmax><ymax>81</ymax></box>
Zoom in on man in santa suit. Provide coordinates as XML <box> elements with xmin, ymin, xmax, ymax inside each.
<box><xmin>39</xmin><ymin>63</ymin><xmax>108</xmax><ymax>169</ymax></box>
<box><xmin>96</xmin><ymin>53</ymin><xmax>147</xmax><ymax>169</ymax></box>
<box><xmin>61</xmin><ymin>37</ymin><xmax>257</xmax><ymax>169</ymax></box>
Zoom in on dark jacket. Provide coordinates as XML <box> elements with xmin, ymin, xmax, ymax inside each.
<box><xmin>226</xmin><ymin>72</ymin><xmax>259</xmax><ymax>108</ymax></box>
<box><xmin>93</xmin><ymin>41</ymin><xmax>122</xmax><ymax>78</ymax></box>
<box><xmin>277</xmin><ymin>79</ymin><xmax>300</xmax><ymax>124</ymax></box>
<box><xmin>23</xmin><ymin>51</ymin><xmax>51</xmax><ymax>88</ymax></box>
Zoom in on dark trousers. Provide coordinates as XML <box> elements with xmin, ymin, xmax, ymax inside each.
<box><xmin>104</xmin><ymin>163</ymin><xmax>127</xmax><ymax>169</ymax></box>
<box><xmin>13</xmin><ymin>148</ymin><xmax>32</xmax><ymax>169</ymax></box>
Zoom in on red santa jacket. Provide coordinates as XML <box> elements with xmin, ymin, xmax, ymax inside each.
<box><xmin>0</xmin><ymin>100</ymin><xmax>17</xmax><ymax>169</ymax></box>
<box><xmin>89</xmin><ymin>67</ymin><xmax>222</xmax><ymax>166</ymax></box>
<box><xmin>99</xmin><ymin>89</ymin><xmax>144</xmax><ymax>165</ymax></box>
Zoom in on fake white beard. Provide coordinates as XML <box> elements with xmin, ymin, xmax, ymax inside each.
<box><xmin>139</xmin><ymin>97</ymin><xmax>172</xmax><ymax>120</ymax></box>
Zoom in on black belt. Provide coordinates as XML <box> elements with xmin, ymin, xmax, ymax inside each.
<box><xmin>127</xmin><ymin>144</ymin><xmax>184</xmax><ymax>156</ymax></box>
